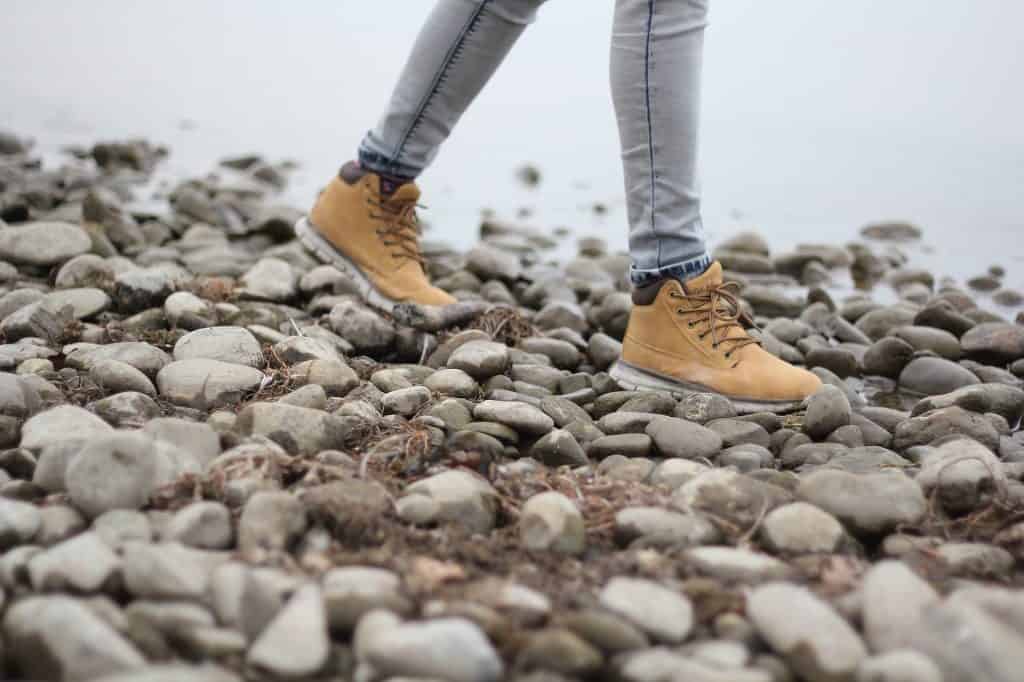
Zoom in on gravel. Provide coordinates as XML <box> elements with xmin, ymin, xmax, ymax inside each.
<box><xmin>0</xmin><ymin>130</ymin><xmax>1016</xmax><ymax>682</ymax></box>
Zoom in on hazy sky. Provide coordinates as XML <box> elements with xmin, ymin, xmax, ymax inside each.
<box><xmin>2</xmin><ymin>1</ymin><xmax>1023</xmax><ymax>279</ymax></box>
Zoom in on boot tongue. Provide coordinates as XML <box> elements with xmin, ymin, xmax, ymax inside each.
<box><xmin>681</xmin><ymin>261</ymin><xmax>723</xmax><ymax>295</ymax></box>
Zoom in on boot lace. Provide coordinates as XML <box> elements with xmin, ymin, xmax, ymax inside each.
<box><xmin>367</xmin><ymin>196</ymin><xmax>425</xmax><ymax>268</ymax></box>
<box><xmin>670</xmin><ymin>281</ymin><xmax>762</xmax><ymax>360</ymax></box>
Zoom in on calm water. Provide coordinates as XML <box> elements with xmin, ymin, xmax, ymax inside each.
<box><xmin>2</xmin><ymin>0</ymin><xmax>1023</xmax><ymax>290</ymax></box>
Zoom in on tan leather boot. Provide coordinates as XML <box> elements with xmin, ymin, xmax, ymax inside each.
<box><xmin>611</xmin><ymin>262</ymin><xmax>821</xmax><ymax>413</ymax></box>
<box><xmin>295</xmin><ymin>163</ymin><xmax>456</xmax><ymax>310</ymax></box>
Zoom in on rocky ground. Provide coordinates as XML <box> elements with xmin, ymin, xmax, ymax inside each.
<box><xmin>0</xmin><ymin>128</ymin><xmax>1023</xmax><ymax>682</ymax></box>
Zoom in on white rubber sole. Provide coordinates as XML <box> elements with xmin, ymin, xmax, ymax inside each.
<box><xmin>609</xmin><ymin>360</ymin><xmax>805</xmax><ymax>415</ymax></box>
<box><xmin>294</xmin><ymin>217</ymin><xmax>399</xmax><ymax>313</ymax></box>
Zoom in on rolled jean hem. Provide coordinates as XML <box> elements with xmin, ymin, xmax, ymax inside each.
<box><xmin>357</xmin><ymin>145</ymin><xmax>422</xmax><ymax>180</ymax></box>
<box><xmin>630</xmin><ymin>252</ymin><xmax>712</xmax><ymax>287</ymax></box>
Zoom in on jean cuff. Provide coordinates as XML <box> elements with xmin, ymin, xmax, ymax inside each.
<box><xmin>357</xmin><ymin>145</ymin><xmax>421</xmax><ymax>181</ymax></box>
<box><xmin>630</xmin><ymin>253</ymin><xmax>712</xmax><ymax>288</ymax></box>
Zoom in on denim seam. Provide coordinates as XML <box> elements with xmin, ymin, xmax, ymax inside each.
<box><xmin>644</xmin><ymin>0</ymin><xmax>658</xmax><ymax>268</ymax></box>
<box><xmin>392</xmin><ymin>0</ymin><xmax>491</xmax><ymax>165</ymax></box>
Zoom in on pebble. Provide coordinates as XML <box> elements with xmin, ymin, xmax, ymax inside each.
<box><xmin>614</xmin><ymin>506</ymin><xmax>721</xmax><ymax>548</ymax></box>
<box><xmin>247</xmin><ymin>583</ymin><xmax>329</xmax><ymax>678</ymax></box>
<box><xmin>903</xmin><ymin>590</ymin><xmax>1024</xmax><ymax>682</ymax></box>
<box><xmin>27</xmin><ymin>531</ymin><xmax>120</xmax><ymax>592</ymax></box>
<box><xmin>66</xmin><ymin>341</ymin><xmax>172</xmax><ymax>378</ymax></box>
<box><xmin>448</xmin><ymin>340</ymin><xmax>511</xmax><ymax>379</ymax></box>
<box><xmin>122</xmin><ymin>542</ymin><xmax>224</xmax><ymax>600</ymax></box>
<box><xmin>588</xmin><ymin>333</ymin><xmax>623</xmax><ymax>370</ymax></box>
<box><xmin>899</xmin><ymin>356</ymin><xmax>980</xmax><ymax>396</ymax></box>
<box><xmin>323</xmin><ymin>566</ymin><xmax>412</xmax><ymax>631</ymax></box>
<box><xmin>425</xmin><ymin>368</ymin><xmax>479</xmax><ymax>398</ymax></box>
<box><xmin>518</xmin><ymin>628</ymin><xmax>603</xmax><ymax>676</ymax></box>
<box><xmin>797</xmin><ymin>470</ymin><xmax>927</xmax><ymax>538</ymax></box>
<box><xmin>3</xmin><ymin>595</ymin><xmax>145</xmax><ymax>680</ymax></box>
<box><xmin>856</xmin><ymin>651</ymin><xmax>942</xmax><ymax>682</ymax></box>
<box><xmin>361</xmin><ymin>617</ymin><xmax>505</xmax><ymax>682</ymax></box>
<box><xmin>599</xmin><ymin>577</ymin><xmax>694</xmax><ymax>644</ymax></box>
<box><xmin>382</xmin><ymin>385</ymin><xmax>433</xmax><ymax>417</ymax></box>
<box><xmin>90</xmin><ymin>358</ymin><xmax>158</xmax><ymax>397</ymax></box>
<box><xmin>164</xmin><ymin>501</ymin><xmax>234</xmax><ymax>549</ymax></box>
<box><xmin>173</xmin><ymin>326</ymin><xmax>264</xmax><ymax>367</ymax></box>
<box><xmin>519</xmin><ymin>491</ymin><xmax>586</xmax><ymax>555</ymax></box>
<box><xmin>19</xmin><ymin>404</ymin><xmax>113</xmax><ymax>451</ymax></box>
<box><xmin>891</xmin><ymin>325</ymin><xmax>962</xmax><ymax>359</ymax></box>
<box><xmin>684</xmin><ymin>546</ymin><xmax>791</xmax><ymax>582</ymax></box>
<box><xmin>748</xmin><ymin>582</ymin><xmax>868</xmax><ymax>681</ymax></box>
<box><xmin>559</xmin><ymin>609</ymin><xmax>650</xmax><ymax>654</ymax></box>
<box><xmin>893</xmin><ymin>406</ymin><xmax>1000</xmax><ymax>451</ymax></box>
<box><xmin>328</xmin><ymin>299</ymin><xmax>395</xmax><ymax>355</ymax></box>
<box><xmin>473</xmin><ymin>399</ymin><xmax>554</xmax><ymax>436</ymax></box>
<box><xmin>42</xmin><ymin>287</ymin><xmax>111</xmax><ymax>320</ymax></box>
<box><xmin>0</xmin><ymin>496</ymin><xmax>42</xmax><ymax>549</ymax></box>
<box><xmin>645</xmin><ymin>415</ymin><xmax>723</xmax><ymax>460</ymax></box>
<box><xmin>34</xmin><ymin>505</ymin><xmax>87</xmax><ymax>546</ymax></box>
<box><xmin>960</xmin><ymin>321</ymin><xmax>1024</xmax><ymax>363</ymax></box>
<box><xmin>399</xmin><ymin>470</ymin><xmax>499</xmax><ymax>533</ymax></box>
<box><xmin>803</xmin><ymin>384</ymin><xmax>852</xmax><ymax>440</ymax></box>
<box><xmin>862</xmin><ymin>337</ymin><xmax>915</xmax><ymax>378</ymax></box>
<box><xmin>911</xmin><ymin>382</ymin><xmax>1024</xmax><ymax>424</ymax></box>
<box><xmin>530</xmin><ymin>428</ymin><xmax>589</xmax><ymax>467</ymax></box>
<box><xmin>707</xmin><ymin>418</ymin><xmax>772</xmax><ymax>449</ymax></box>
<box><xmin>93</xmin><ymin>509</ymin><xmax>154</xmax><ymax>548</ymax></box>
<box><xmin>673</xmin><ymin>469</ymin><xmax>792</xmax><ymax>527</ymax></box>
<box><xmin>915</xmin><ymin>438</ymin><xmax>1005</xmax><ymax>514</ymax></box>
<box><xmin>66</xmin><ymin>432</ymin><xmax>160</xmax><ymax>519</ymax></box>
<box><xmin>587</xmin><ymin>433</ymin><xmax>653</xmax><ymax>459</ymax></box>
<box><xmin>0</xmin><ymin>221</ymin><xmax>92</xmax><ymax>266</ymax></box>
<box><xmin>237</xmin><ymin>491</ymin><xmax>307</xmax><ymax>555</ymax></box>
<box><xmin>237</xmin><ymin>257</ymin><xmax>297</xmax><ymax>302</ymax></box>
<box><xmin>760</xmin><ymin>502</ymin><xmax>845</xmax><ymax>554</ymax></box>
<box><xmin>156</xmin><ymin>359</ymin><xmax>265</xmax><ymax>408</ymax></box>
<box><xmin>676</xmin><ymin>392</ymin><xmax>738</xmax><ymax>423</ymax></box>
<box><xmin>235</xmin><ymin>402</ymin><xmax>348</xmax><ymax>455</ymax></box>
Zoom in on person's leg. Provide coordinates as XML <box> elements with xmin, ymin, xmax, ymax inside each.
<box><xmin>359</xmin><ymin>0</ymin><xmax>548</xmax><ymax>180</ymax></box>
<box><xmin>610</xmin><ymin>0</ymin><xmax>822</xmax><ymax>413</ymax></box>
<box><xmin>611</xmin><ymin>0</ymin><xmax>711</xmax><ymax>286</ymax></box>
<box><xmin>299</xmin><ymin>0</ymin><xmax>547</xmax><ymax>310</ymax></box>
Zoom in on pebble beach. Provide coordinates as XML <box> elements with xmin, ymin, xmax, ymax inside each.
<box><xmin>0</xmin><ymin>130</ymin><xmax>1023</xmax><ymax>681</ymax></box>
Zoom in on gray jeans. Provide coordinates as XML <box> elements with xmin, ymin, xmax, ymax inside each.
<box><xmin>358</xmin><ymin>0</ymin><xmax>711</xmax><ymax>283</ymax></box>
